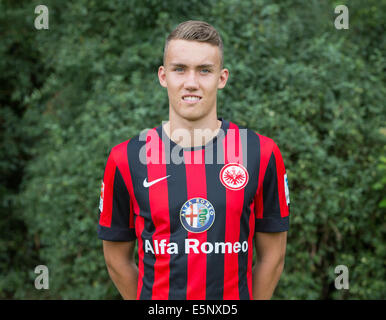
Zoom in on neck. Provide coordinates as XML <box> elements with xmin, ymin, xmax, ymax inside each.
<box><xmin>164</xmin><ymin>111</ymin><xmax>221</xmax><ymax>148</ymax></box>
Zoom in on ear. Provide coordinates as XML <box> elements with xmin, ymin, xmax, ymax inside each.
<box><xmin>217</xmin><ymin>68</ymin><xmax>229</xmax><ymax>89</ymax></box>
<box><xmin>158</xmin><ymin>65</ymin><xmax>167</xmax><ymax>88</ymax></box>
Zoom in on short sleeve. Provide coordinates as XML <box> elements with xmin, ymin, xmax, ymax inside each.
<box><xmin>255</xmin><ymin>142</ymin><xmax>290</xmax><ymax>232</ymax></box>
<box><xmin>97</xmin><ymin>149</ymin><xmax>136</xmax><ymax>241</ymax></box>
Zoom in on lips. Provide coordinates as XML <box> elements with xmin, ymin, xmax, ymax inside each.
<box><xmin>182</xmin><ymin>95</ymin><xmax>202</xmax><ymax>103</ymax></box>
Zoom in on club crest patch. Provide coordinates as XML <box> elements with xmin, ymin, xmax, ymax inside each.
<box><xmin>219</xmin><ymin>163</ymin><xmax>249</xmax><ymax>190</ymax></box>
<box><xmin>180</xmin><ymin>198</ymin><xmax>215</xmax><ymax>233</ymax></box>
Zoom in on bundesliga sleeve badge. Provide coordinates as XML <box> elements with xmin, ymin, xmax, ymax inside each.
<box><xmin>99</xmin><ymin>181</ymin><xmax>104</xmax><ymax>212</ymax></box>
<box><xmin>180</xmin><ymin>198</ymin><xmax>215</xmax><ymax>233</ymax></box>
<box><xmin>219</xmin><ymin>163</ymin><xmax>249</xmax><ymax>190</ymax></box>
<box><xmin>284</xmin><ymin>173</ymin><xmax>290</xmax><ymax>205</ymax></box>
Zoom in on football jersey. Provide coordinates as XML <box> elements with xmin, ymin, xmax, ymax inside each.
<box><xmin>97</xmin><ymin>119</ymin><xmax>290</xmax><ymax>300</ymax></box>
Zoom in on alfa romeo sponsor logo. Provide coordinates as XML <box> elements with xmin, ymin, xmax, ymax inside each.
<box><xmin>219</xmin><ymin>163</ymin><xmax>249</xmax><ymax>190</ymax></box>
<box><xmin>180</xmin><ymin>198</ymin><xmax>215</xmax><ymax>233</ymax></box>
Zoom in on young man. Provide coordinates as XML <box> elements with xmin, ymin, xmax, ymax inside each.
<box><xmin>97</xmin><ymin>20</ymin><xmax>290</xmax><ymax>300</ymax></box>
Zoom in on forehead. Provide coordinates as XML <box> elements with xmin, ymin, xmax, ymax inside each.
<box><xmin>165</xmin><ymin>39</ymin><xmax>221</xmax><ymax>67</ymax></box>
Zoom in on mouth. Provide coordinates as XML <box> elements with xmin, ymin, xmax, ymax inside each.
<box><xmin>182</xmin><ymin>95</ymin><xmax>202</xmax><ymax>104</ymax></box>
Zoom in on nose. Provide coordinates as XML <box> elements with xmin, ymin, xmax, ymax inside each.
<box><xmin>183</xmin><ymin>70</ymin><xmax>199</xmax><ymax>90</ymax></box>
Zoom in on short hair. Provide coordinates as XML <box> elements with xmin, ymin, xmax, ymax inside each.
<box><xmin>163</xmin><ymin>20</ymin><xmax>224</xmax><ymax>68</ymax></box>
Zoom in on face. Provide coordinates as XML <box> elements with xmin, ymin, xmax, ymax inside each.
<box><xmin>158</xmin><ymin>39</ymin><xmax>229</xmax><ymax>122</ymax></box>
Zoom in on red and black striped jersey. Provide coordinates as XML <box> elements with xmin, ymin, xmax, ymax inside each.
<box><xmin>97</xmin><ymin>119</ymin><xmax>290</xmax><ymax>300</ymax></box>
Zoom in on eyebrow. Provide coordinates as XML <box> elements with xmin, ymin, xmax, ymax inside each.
<box><xmin>170</xmin><ymin>63</ymin><xmax>215</xmax><ymax>69</ymax></box>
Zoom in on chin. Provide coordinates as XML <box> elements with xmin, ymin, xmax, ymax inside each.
<box><xmin>179</xmin><ymin>109</ymin><xmax>208</xmax><ymax>122</ymax></box>
<box><xmin>171</xmin><ymin>105</ymin><xmax>204</xmax><ymax>122</ymax></box>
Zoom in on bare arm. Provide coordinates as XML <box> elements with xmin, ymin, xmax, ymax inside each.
<box><xmin>252</xmin><ymin>231</ymin><xmax>287</xmax><ymax>299</ymax></box>
<box><xmin>102</xmin><ymin>240</ymin><xmax>138</xmax><ymax>300</ymax></box>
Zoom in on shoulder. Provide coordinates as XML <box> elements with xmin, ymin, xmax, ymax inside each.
<box><xmin>104</xmin><ymin>140</ymin><xmax>131</xmax><ymax>170</ymax></box>
<box><xmin>254</xmin><ymin>132</ymin><xmax>277</xmax><ymax>155</ymax></box>
<box><xmin>227</xmin><ymin>120</ymin><xmax>277</xmax><ymax>157</ymax></box>
<box><xmin>109</xmin><ymin>125</ymin><xmax>161</xmax><ymax>162</ymax></box>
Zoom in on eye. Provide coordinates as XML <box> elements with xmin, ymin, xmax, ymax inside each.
<box><xmin>201</xmin><ymin>69</ymin><xmax>211</xmax><ymax>74</ymax></box>
<box><xmin>174</xmin><ymin>67</ymin><xmax>184</xmax><ymax>72</ymax></box>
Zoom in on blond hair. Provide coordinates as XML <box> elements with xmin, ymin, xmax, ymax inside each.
<box><xmin>163</xmin><ymin>20</ymin><xmax>224</xmax><ymax>67</ymax></box>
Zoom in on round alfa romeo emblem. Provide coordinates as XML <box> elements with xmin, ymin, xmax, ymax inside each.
<box><xmin>220</xmin><ymin>163</ymin><xmax>249</xmax><ymax>190</ymax></box>
<box><xmin>180</xmin><ymin>198</ymin><xmax>215</xmax><ymax>233</ymax></box>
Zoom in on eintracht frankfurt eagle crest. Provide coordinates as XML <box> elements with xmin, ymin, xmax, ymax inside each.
<box><xmin>219</xmin><ymin>163</ymin><xmax>249</xmax><ymax>190</ymax></box>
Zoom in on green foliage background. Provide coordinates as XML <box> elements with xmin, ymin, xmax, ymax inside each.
<box><xmin>1</xmin><ymin>0</ymin><xmax>385</xmax><ymax>299</ymax></box>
